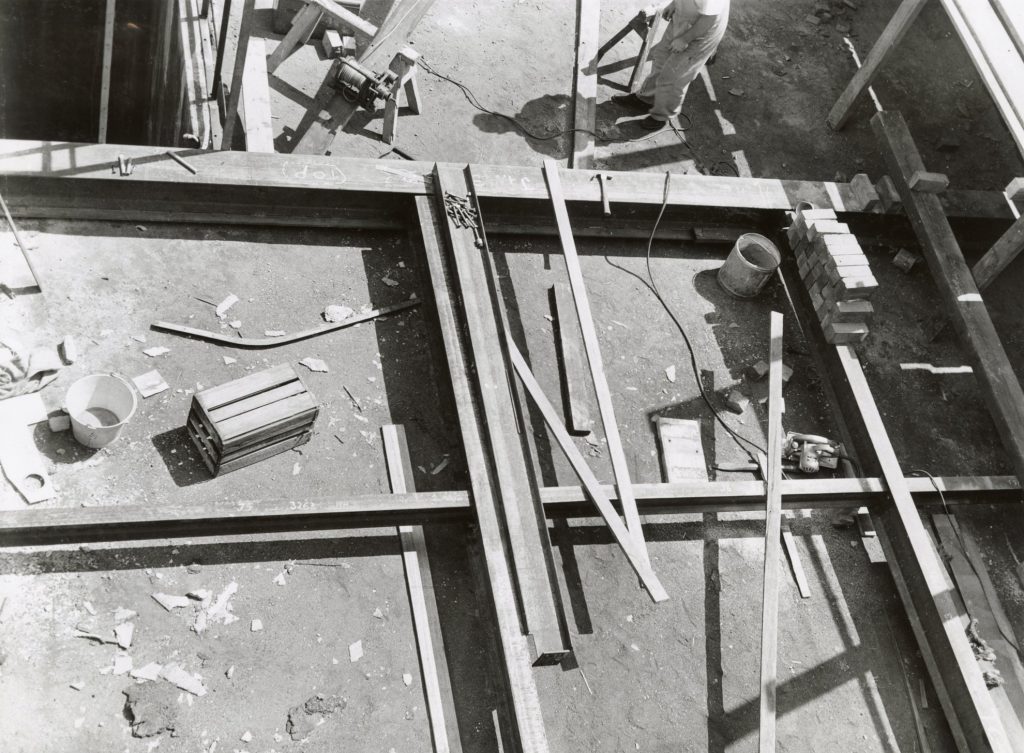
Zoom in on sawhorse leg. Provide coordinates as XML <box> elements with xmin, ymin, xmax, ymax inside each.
<box><xmin>267</xmin><ymin>2</ymin><xmax>323</xmax><ymax>74</ymax></box>
<box><xmin>382</xmin><ymin>47</ymin><xmax>421</xmax><ymax>145</ymax></box>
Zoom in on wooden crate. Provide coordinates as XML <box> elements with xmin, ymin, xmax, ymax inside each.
<box><xmin>186</xmin><ymin>363</ymin><xmax>318</xmax><ymax>476</ymax></box>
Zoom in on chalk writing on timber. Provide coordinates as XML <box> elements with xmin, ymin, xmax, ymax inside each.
<box><xmin>287</xmin><ymin>163</ymin><xmax>348</xmax><ymax>182</ymax></box>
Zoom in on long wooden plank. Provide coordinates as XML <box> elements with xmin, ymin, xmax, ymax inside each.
<box><xmin>266</xmin><ymin>2</ymin><xmax>324</xmax><ymax>74</ymax></box>
<box><xmin>836</xmin><ymin>343</ymin><xmax>1012</xmax><ymax>753</ymax></box>
<box><xmin>293</xmin><ymin>0</ymin><xmax>437</xmax><ymax>155</ymax></box>
<box><xmin>241</xmin><ymin>38</ymin><xmax>275</xmax><ymax>152</ymax></box>
<box><xmin>991</xmin><ymin>0</ymin><xmax>1024</xmax><ymax>60</ymax></box>
<box><xmin>382</xmin><ymin>425</ymin><xmax>462</xmax><ymax>753</ymax></box>
<box><xmin>936</xmin><ymin>0</ymin><xmax>1024</xmax><ymax>157</ymax></box>
<box><xmin>571</xmin><ymin>0</ymin><xmax>600</xmax><ymax>168</ymax></box>
<box><xmin>542</xmin><ymin>158</ymin><xmax>650</xmax><ymax>566</ymax></box>
<box><xmin>827</xmin><ymin>0</ymin><xmax>929</xmax><ymax>130</ymax></box>
<box><xmin>873</xmin><ymin>111</ymin><xmax>1024</xmax><ymax>488</ymax></box>
<box><xmin>414</xmin><ymin>195</ymin><xmax>551</xmax><ymax>753</ymax></box>
<box><xmin>973</xmin><ymin>213</ymin><xmax>1024</xmax><ymax>290</ymax></box>
<box><xmin>506</xmin><ymin>341</ymin><xmax>668</xmax><ymax>602</ymax></box>
<box><xmin>221</xmin><ymin>0</ymin><xmax>256</xmax><ymax>150</ymax></box>
<box><xmin>933</xmin><ymin>514</ymin><xmax>1024</xmax><ymax>752</ymax></box>
<box><xmin>552</xmin><ymin>282</ymin><xmax>594</xmax><ymax>434</ymax></box>
<box><xmin>2</xmin><ymin>139</ymin><xmax>1019</xmax><ymax>221</ymax></box>
<box><xmin>433</xmin><ymin>165</ymin><xmax>566</xmax><ymax>664</ymax></box>
<box><xmin>97</xmin><ymin>0</ymin><xmax>117</xmax><ymax>143</ymax></box>
<box><xmin>0</xmin><ymin>474</ymin><xmax>1020</xmax><ymax>546</ymax></box>
<box><xmin>758</xmin><ymin>312</ymin><xmax>785</xmax><ymax>753</ymax></box>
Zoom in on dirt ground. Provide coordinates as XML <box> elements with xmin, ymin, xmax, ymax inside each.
<box><xmin>3</xmin><ymin>0</ymin><xmax>1024</xmax><ymax>752</ymax></box>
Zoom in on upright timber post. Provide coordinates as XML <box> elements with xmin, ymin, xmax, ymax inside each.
<box><xmin>872</xmin><ymin>110</ymin><xmax>1024</xmax><ymax>488</ymax></box>
<box><xmin>97</xmin><ymin>0</ymin><xmax>116</xmax><ymax>143</ymax></box>
<box><xmin>571</xmin><ymin>0</ymin><xmax>600</xmax><ymax>168</ymax></box>
<box><xmin>220</xmin><ymin>0</ymin><xmax>256</xmax><ymax>150</ymax></box>
<box><xmin>758</xmin><ymin>311</ymin><xmax>785</xmax><ymax>753</ymax></box>
<box><xmin>827</xmin><ymin>0</ymin><xmax>929</xmax><ymax>130</ymax></box>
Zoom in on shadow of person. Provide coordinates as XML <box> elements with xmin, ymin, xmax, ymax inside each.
<box><xmin>470</xmin><ymin>93</ymin><xmax>573</xmax><ymax>159</ymax></box>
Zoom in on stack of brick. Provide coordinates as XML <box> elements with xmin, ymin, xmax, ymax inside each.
<box><xmin>787</xmin><ymin>207</ymin><xmax>877</xmax><ymax>344</ymax></box>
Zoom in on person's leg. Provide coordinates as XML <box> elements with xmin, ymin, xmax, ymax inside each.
<box><xmin>648</xmin><ymin>41</ymin><xmax>719</xmax><ymax>120</ymax></box>
<box><xmin>636</xmin><ymin>33</ymin><xmax>673</xmax><ymax>103</ymax></box>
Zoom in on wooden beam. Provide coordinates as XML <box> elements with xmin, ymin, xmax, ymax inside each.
<box><xmin>542</xmin><ymin>158</ymin><xmax>651</xmax><ymax>566</ymax></box>
<box><xmin>382</xmin><ymin>425</ymin><xmax>462</xmax><ymax>753</ymax></box>
<box><xmin>414</xmin><ymin>195</ymin><xmax>551</xmax><ymax>753</ymax></box>
<box><xmin>629</xmin><ymin>10</ymin><xmax>663</xmax><ymax>93</ymax></box>
<box><xmin>991</xmin><ymin>0</ymin><xmax>1024</xmax><ymax>61</ymax></box>
<box><xmin>506</xmin><ymin>341</ymin><xmax>668</xmax><ymax>602</ymax></box>
<box><xmin>936</xmin><ymin>0</ymin><xmax>1024</xmax><ymax>157</ymax></box>
<box><xmin>571</xmin><ymin>0</ymin><xmax>600</xmax><ymax>168</ymax></box>
<box><xmin>1</xmin><ymin>140</ymin><xmax>1019</xmax><ymax>221</ymax></box>
<box><xmin>758</xmin><ymin>312</ymin><xmax>785</xmax><ymax>753</ymax></box>
<box><xmin>827</xmin><ymin>0</ymin><xmax>929</xmax><ymax>131</ymax></box>
<box><xmin>266</xmin><ymin>1</ymin><xmax>323</xmax><ymax>74</ymax></box>
<box><xmin>552</xmin><ymin>282</ymin><xmax>594</xmax><ymax>434</ymax></box>
<box><xmin>872</xmin><ymin>111</ymin><xmax>1024</xmax><ymax>488</ymax></box>
<box><xmin>432</xmin><ymin>165</ymin><xmax>566</xmax><ymax>664</ymax></box>
<box><xmin>98</xmin><ymin>0</ymin><xmax>117</xmax><ymax>143</ymax></box>
<box><xmin>0</xmin><ymin>474</ymin><xmax>1019</xmax><ymax>547</ymax></box>
<box><xmin>973</xmin><ymin>212</ymin><xmax>1024</xmax><ymax>290</ymax></box>
<box><xmin>241</xmin><ymin>38</ymin><xmax>274</xmax><ymax>152</ymax></box>
<box><xmin>836</xmin><ymin>344</ymin><xmax>1013</xmax><ymax>753</ymax></box>
<box><xmin>221</xmin><ymin>0</ymin><xmax>256</xmax><ymax>150</ymax></box>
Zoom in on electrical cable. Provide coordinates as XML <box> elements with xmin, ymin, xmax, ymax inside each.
<box><xmin>908</xmin><ymin>468</ymin><xmax>1023</xmax><ymax>657</ymax></box>
<box><xmin>607</xmin><ymin>172</ymin><xmax>766</xmax><ymax>463</ymax></box>
<box><xmin>418</xmin><ymin>57</ymin><xmax>691</xmax><ymax>144</ymax></box>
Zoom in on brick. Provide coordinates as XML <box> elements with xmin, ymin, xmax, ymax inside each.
<box><xmin>824</xmin><ymin>321</ymin><xmax>870</xmax><ymax>344</ymax></box>
<box><xmin>1004</xmin><ymin>177</ymin><xmax>1024</xmax><ymax>203</ymax></box>
<box><xmin>849</xmin><ymin>173</ymin><xmax>881</xmax><ymax>212</ymax></box>
<box><xmin>830</xmin><ymin>253</ymin><xmax>870</xmax><ymax>267</ymax></box>
<box><xmin>892</xmin><ymin>248</ymin><xmax>920</xmax><ymax>273</ymax></box>
<box><xmin>794</xmin><ymin>208</ymin><xmax>837</xmax><ymax>234</ymax></box>
<box><xmin>724</xmin><ymin>389</ymin><xmax>750</xmax><ymax>414</ymax></box>
<box><xmin>787</xmin><ymin>223</ymin><xmax>805</xmax><ymax>248</ymax></box>
<box><xmin>746</xmin><ymin>360</ymin><xmax>770</xmax><ymax>381</ymax></box>
<box><xmin>908</xmin><ymin>171</ymin><xmax>949</xmax><ymax>193</ymax></box>
<box><xmin>836</xmin><ymin>277</ymin><xmax>878</xmax><ymax>299</ymax></box>
<box><xmin>875</xmin><ymin>176</ymin><xmax>903</xmax><ymax>213</ymax></box>
<box><xmin>805</xmin><ymin>220</ymin><xmax>851</xmax><ymax>243</ymax></box>
<box><xmin>833</xmin><ymin>299</ymin><xmax>875</xmax><ymax>322</ymax></box>
<box><xmin>815</xmin><ymin>234</ymin><xmax>863</xmax><ymax>256</ymax></box>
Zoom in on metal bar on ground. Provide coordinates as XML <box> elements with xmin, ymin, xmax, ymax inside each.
<box><xmin>758</xmin><ymin>311</ymin><xmax>785</xmax><ymax>753</ymax></box>
<box><xmin>542</xmin><ymin>158</ymin><xmax>651</xmax><ymax>566</ymax></box>
<box><xmin>414</xmin><ymin>194</ymin><xmax>551</xmax><ymax>753</ymax></box>
<box><xmin>872</xmin><ymin>110</ymin><xmax>1024</xmax><ymax>488</ymax></box>
<box><xmin>0</xmin><ymin>189</ymin><xmax>42</xmax><ymax>290</ymax></box>
<box><xmin>382</xmin><ymin>424</ymin><xmax>462</xmax><ymax>753</ymax></box>
<box><xmin>433</xmin><ymin>164</ymin><xmax>567</xmax><ymax>664</ymax></box>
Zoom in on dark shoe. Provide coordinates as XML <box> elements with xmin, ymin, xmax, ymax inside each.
<box><xmin>636</xmin><ymin>115</ymin><xmax>667</xmax><ymax>132</ymax></box>
<box><xmin>611</xmin><ymin>92</ymin><xmax>651</xmax><ymax>112</ymax></box>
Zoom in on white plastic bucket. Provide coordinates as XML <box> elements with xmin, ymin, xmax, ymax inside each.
<box><xmin>65</xmin><ymin>373</ymin><xmax>138</xmax><ymax>449</ymax></box>
<box><xmin>717</xmin><ymin>233</ymin><xmax>781</xmax><ymax>298</ymax></box>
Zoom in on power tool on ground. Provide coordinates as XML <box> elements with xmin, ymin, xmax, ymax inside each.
<box><xmin>328</xmin><ymin>58</ymin><xmax>397</xmax><ymax>111</ymax></box>
<box><xmin>782</xmin><ymin>432</ymin><xmax>842</xmax><ymax>473</ymax></box>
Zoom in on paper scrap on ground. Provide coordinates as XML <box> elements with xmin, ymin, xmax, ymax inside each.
<box><xmin>114</xmin><ymin>622</ymin><xmax>134</xmax><ymax>649</ymax></box>
<box><xmin>143</xmin><ymin>346</ymin><xmax>170</xmax><ymax>357</ymax></box>
<box><xmin>381</xmin><ymin>276</ymin><xmax>399</xmax><ymax>287</ymax></box>
<box><xmin>665</xmin><ymin>365</ymin><xmax>676</xmax><ymax>383</ymax></box>
<box><xmin>251</xmin><ymin>618</ymin><xmax>263</xmax><ymax>632</ymax></box>
<box><xmin>299</xmin><ymin>357</ymin><xmax>328</xmax><ymax>373</ymax></box>
<box><xmin>324</xmin><ymin>305</ymin><xmax>354</xmax><ymax>323</ymax></box>
<box><xmin>216</xmin><ymin>294</ymin><xmax>239</xmax><ymax>319</ymax></box>
<box><xmin>349</xmin><ymin>641</ymin><xmax>363</xmax><ymax>662</ymax></box>
<box><xmin>133</xmin><ymin>370</ymin><xmax>170</xmax><ymax>398</ymax></box>
<box><xmin>113</xmin><ymin>654</ymin><xmax>133</xmax><ymax>675</ymax></box>
<box><xmin>403</xmin><ymin>672</ymin><xmax>413</xmax><ymax>686</ymax></box>
<box><xmin>160</xmin><ymin>664</ymin><xmax>207</xmax><ymax>696</ymax></box>
<box><xmin>265</xmin><ymin>330</ymin><xmax>286</xmax><ymax>337</ymax></box>
<box><xmin>82</xmin><ymin>601</ymin><xmax>97</xmax><ymax>616</ymax></box>
<box><xmin>229</xmin><ymin>320</ymin><xmax>242</xmax><ymax>329</ymax></box>
<box><xmin>223</xmin><ymin>356</ymin><xmax>236</xmax><ymax>365</ymax></box>
<box><xmin>130</xmin><ymin>662</ymin><xmax>163</xmax><ymax>681</ymax></box>
<box><xmin>114</xmin><ymin>607</ymin><xmax>137</xmax><ymax>622</ymax></box>
<box><xmin>151</xmin><ymin>592</ymin><xmax>191</xmax><ymax>611</ymax></box>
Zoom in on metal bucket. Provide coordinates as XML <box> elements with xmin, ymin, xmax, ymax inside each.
<box><xmin>717</xmin><ymin>233</ymin><xmax>781</xmax><ymax>298</ymax></box>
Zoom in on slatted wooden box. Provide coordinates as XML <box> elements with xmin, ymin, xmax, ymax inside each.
<box><xmin>186</xmin><ymin>363</ymin><xmax>318</xmax><ymax>476</ymax></box>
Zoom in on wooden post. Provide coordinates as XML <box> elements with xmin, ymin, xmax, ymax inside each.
<box><xmin>221</xmin><ymin>0</ymin><xmax>256</xmax><ymax>150</ymax></box>
<box><xmin>542</xmin><ymin>158</ymin><xmax>651</xmax><ymax>566</ymax></box>
<box><xmin>241</xmin><ymin>38</ymin><xmax>274</xmax><ymax>152</ymax></box>
<box><xmin>97</xmin><ymin>0</ymin><xmax>116</xmax><ymax>143</ymax></box>
<box><xmin>266</xmin><ymin>1</ymin><xmax>324</xmax><ymax>74</ymax></box>
<box><xmin>571</xmin><ymin>0</ymin><xmax>600</xmax><ymax>168</ymax></box>
<box><xmin>827</xmin><ymin>0</ymin><xmax>929</xmax><ymax>131</ymax></box>
<box><xmin>758</xmin><ymin>311</ymin><xmax>785</xmax><ymax>753</ymax></box>
<box><xmin>972</xmin><ymin>213</ymin><xmax>1024</xmax><ymax>290</ymax></box>
<box><xmin>629</xmin><ymin>9</ymin><xmax>662</xmax><ymax>93</ymax></box>
<box><xmin>382</xmin><ymin>425</ymin><xmax>462</xmax><ymax>753</ymax></box>
<box><xmin>872</xmin><ymin>111</ymin><xmax>1024</xmax><ymax>489</ymax></box>
<box><xmin>552</xmin><ymin>282</ymin><xmax>594</xmax><ymax>434</ymax></box>
<box><xmin>212</xmin><ymin>0</ymin><xmax>234</xmax><ymax>94</ymax></box>
<box><xmin>382</xmin><ymin>48</ymin><xmax>421</xmax><ymax>145</ymax></box>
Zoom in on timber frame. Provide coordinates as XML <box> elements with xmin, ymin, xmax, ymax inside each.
<box><xmin>2</xmin><ymin>137</ymin><xmax>1024</xmax><ymax>753</ymax></box>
